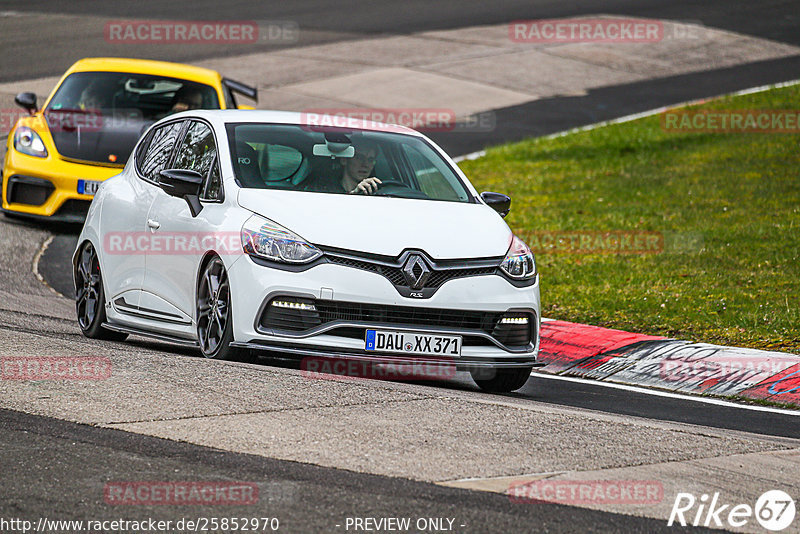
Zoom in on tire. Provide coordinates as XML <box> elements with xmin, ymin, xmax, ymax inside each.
<box><xmin>196</xmin><ymin>256</ymin><xmax>249</xmax><ymax>361</ymax></box>
<box><xmin>74</xmin><ymin>241</ymin><xmax>128</xmax><ymax>341</ymax></box>
<box><xmin>470</xmin><ymin>366</ymin><xmax>533</xmax><ymax>393</ymax></box>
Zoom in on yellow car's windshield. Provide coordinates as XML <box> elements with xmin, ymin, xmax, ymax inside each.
<box><xmin>44</xmin><ymin>71</ymin><xmax>219</xmax><ymax>165</ymax></box>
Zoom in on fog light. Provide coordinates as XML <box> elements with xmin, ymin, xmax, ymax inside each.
<box><xmin>271</xmin><ymin>300</ymin><xmax>316</xmax><ymax>311</ymax></box>
<box><xmin>500</xmin><ymin>316</ymin><xmax>529</xmax><ymax>325</ymax></box>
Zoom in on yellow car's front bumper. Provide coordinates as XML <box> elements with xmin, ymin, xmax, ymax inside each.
<box><xmin>2</xmin><ymin>147</ymin><xmax>121</xmax><ymax>222</ymax></box>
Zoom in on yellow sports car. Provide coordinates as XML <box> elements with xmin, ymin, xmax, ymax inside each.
<box><xmin>2</xmin><ymin>57</ymin><xmax>256</xmax><ymax>222</ymax></box>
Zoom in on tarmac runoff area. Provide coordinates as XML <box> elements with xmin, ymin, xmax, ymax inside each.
<box><xmin>2</xmin><ymin>16</ymin><xmax>799</xmax><ymax>144</ymax></box>
<box><xmin>1</xmin><ymin>217</ymin><xmax>799</xmax><ymax>531</ymax></box>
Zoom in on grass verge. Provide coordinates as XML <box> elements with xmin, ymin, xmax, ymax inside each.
<box><xmin>459</xmin><ymin>84</ymin><xmax>800</xmax><ymax>353</ymax></box>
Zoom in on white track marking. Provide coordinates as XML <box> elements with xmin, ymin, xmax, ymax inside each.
<box><xmin>454</xmin><ymin>79</ymin><xmax>800</xmax><ymax>162</ymax></box>
<box><xmin>32</xmin><ymin>235</ymin><xmax>65</xmax><ymax>297</ymax></box>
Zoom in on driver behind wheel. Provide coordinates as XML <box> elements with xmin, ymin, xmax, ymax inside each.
<box><xmin>303</xmin><ymin>140</ymin><xmax>382</xmax><ymax>195</ymax></box>
<box><xmin>342</xmin><ymin>142</ymin><xmax>381</xmax><ymax>195</ymax></box>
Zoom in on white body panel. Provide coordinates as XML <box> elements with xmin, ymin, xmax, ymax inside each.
<box><xmin>237</xmin><ymin>189</ymin><xmax>511</xmax><ymax>258</ymax></box>
<box><xmin>75</xmin><ymin>110</ymin><xmax>541</xmax><ymax>368</ymax></box>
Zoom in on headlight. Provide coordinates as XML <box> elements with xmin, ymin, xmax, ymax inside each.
<box><xmin>13</xmin><ymin>126</ymin><xmax>48</xmax><ymax>158</ymax></box>
<box><xmin>500</xmin><ymin>234</ymin><xmax>537</xmax><ymax>280</ymax></box>
<box><xmin>241</xmin><ymin>215</ymin><xmax>322</xmax><ymax>264</ymax></box>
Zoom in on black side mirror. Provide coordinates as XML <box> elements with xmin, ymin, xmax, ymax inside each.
<box><xmin>14</xmin><ymin>92</ymin><xmax>38</xmax><ymax>115</ymax></box>
<box><xmin>159</xmin><ymin>169</ymin><xmax>204</xmax><ymax>217</ymax></box>
<box><xmin>481</xmin><ymin>191</ymin><xmax>511</xmax><ymax>218</ymax></box>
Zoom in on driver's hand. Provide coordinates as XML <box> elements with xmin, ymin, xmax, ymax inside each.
<box><xmin>351</xmin><ymin>177</ymin><xmax>382</xmax><ymax>195</ymax></box>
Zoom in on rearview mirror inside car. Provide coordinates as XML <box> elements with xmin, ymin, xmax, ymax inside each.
<box><xmin>159</xmin><ymin>169</ymin><xmax>204</xmax><ymax>217</ymax></box>
<box><xmin>480</xmin><ymin>192</ymin><xmax>511</xmax><ymax>217</ymax></box>
<box><xmin>313</xmin><ymin>143</ymin><xmax>355</xmax><ymax>158</ymax></box>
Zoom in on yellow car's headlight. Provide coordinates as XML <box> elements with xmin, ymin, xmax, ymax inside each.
<box><xmin>14</xmin><ymin>126</ymin><xmax>48</xmax><ymax>158</ymax></box>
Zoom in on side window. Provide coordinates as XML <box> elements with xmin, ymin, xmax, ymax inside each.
<box><xmin>401</xmin><ymin>144</ymin><xmax>462</xmax><ymax>201</ymax></box>
<box><xmin>174</xmin><ymin>121</ymin><xmax>216</xmax><ymax>176</ymax></box>
<box><xmin>174</xmin><ymin>121</ymin><xmax>221</xmax><ymax>201</ymax></box>
<box><xmin>134</xmin><ymin>130</ymin><xmax>154</xmax><ymax>176</ymax></box>
<box><xmin>139</xmin><ymin>121</ymin><xmax>183</xmax><ymax>183</ymax></box>
<box><xmin>222</xmin><ymin>85</ymin><xmax>237</xmax><ymax>109</ymax></box>
<box><xmin>203</xmin><ymin>158</ymin><xmax>222</xmax><ymax>201</ymax></box>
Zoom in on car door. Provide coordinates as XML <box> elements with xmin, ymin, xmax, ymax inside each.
<box><xmin>140</xmin><ymin>119</ymin><xmax>224</xmax><ymax>328</ymax></box>
<box><xmin>100</xmin><ymin>119</ymin><xmax>184</xmax><ymax>313</ymax></box>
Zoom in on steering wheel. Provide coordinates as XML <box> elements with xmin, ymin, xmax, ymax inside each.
<box><xmin>373</xmin><ymin>180</ymin><xmax>429</xmax><ymax>199</ymax></box>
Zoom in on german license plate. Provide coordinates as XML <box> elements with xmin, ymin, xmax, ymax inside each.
<box><xmin>365</xmin><ymin>329</ymin><xmax>461</xmax><ymax>357</ymax></box>
<box><xmin>78</xmin><ymin>179</ymin><xmax>102</xmax><ymax>195</ymax></box>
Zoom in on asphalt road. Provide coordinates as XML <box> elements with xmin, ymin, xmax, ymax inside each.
<box><xmin>1</xmin><ymin>408</ymin><xmax>708</xmax><ymax>534</ymax></box>
<box><xmin>27</xmin><ymin>225</ymin><xmax>800</xmax><ymax>440</ymax></box>
<box><xmin>0</xmin><ymin>0</ymin><xmax>798</xmax><ymax>82</ymax></box>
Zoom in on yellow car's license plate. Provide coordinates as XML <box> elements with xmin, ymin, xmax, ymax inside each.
<box><xmin>78</xmin><ymin>179</ymin><xmax>102</xmax><ymax>195</ymax></box>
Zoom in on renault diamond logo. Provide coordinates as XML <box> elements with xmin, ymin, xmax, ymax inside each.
<box><xmin>402</xmin><ymin>254</ymin><xmax>431</xmax><ymax>290</ymax></box>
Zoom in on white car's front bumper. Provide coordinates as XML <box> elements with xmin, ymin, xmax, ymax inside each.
<box><xmin>227</xmin><ymin>255</ymin><xmax>541</xmax><ymax>369</ymax></box>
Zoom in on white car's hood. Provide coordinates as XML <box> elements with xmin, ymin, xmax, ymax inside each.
<box><xmin>237</xmin><ymin>190</ymin><xmax>512</xmax><ymax>258</ymax></box>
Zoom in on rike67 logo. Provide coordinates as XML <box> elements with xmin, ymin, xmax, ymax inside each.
<box><xmin>668</xmin><ymin>490</ymin><xmax>795</xmax><ymax>531</ymax></box>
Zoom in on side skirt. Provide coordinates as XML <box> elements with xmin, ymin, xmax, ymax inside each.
<box><xmin>101</xmin><ymin>322</ymin><xmax>199</xmax><ymax>347</ymax></box>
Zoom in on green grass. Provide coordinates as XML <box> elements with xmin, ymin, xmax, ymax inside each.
<box><xmin>459</xmin><ymin>84</ymin><xmax>800</xmax><ymax>353</ymax></box>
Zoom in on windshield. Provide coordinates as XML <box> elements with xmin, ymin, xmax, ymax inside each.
<box><xmin>226</xmin><ymin>123</ymin><xmax>473</xmax><ymax>203</ymax></box>
<box><xmin>43</xmin><ymin>72</ymin><xmax>219</xmax><ymax>165</ymax></box>
<box><xmin>47</xmin><ymin>71</ymin><xmax>219</xmax><ymax>119</ymax></box>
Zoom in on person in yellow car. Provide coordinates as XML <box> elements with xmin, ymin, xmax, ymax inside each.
<box><xmin>2</xmin><ymin>57</ymin><xmax>257</xmax><ymax>222</ymax></box>
<box><xmin>169</xmin><ymin>85</ymin><xmax>205</xmax><ymax>114</ymax></box>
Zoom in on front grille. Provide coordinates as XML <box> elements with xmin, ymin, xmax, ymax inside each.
<box><xmin>326</xmin><ymin>256</ymin><xmax>406</xmax><ymax>286</ymax></box>
<box><xmin>315</xmin><ymin>300</ymin><xmax>501</xmax><ymax>331</ymax></box>
<box><xmin>324</xmin><ymin>250</ymin><xmax>500</xmax><ymax>292</ymax></box>
<box><xmin>5</xmin><ymin>175</ymin><xmax>55</xmax><ymax>206</ymax></box>
<box><xmin>426</xmin><ymin>266</ymin><xmax>497</xmax><ymax>287</ymax></box>
<box><xmin>260</xmin><ymin>297</ymin><xmax>534</xmax><ymax>348</ymax></box>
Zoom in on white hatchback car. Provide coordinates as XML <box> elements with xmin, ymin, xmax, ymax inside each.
<box><xmin>74</xmin><ymin>110</ymin><xmax>541</xmax><ymax>392</ymax></box>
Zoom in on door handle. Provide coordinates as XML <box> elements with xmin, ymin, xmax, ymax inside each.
<box><xmin>147</xmin><ymin>219</ymin><xmax>161</xmax><ymax>230</ymax></box>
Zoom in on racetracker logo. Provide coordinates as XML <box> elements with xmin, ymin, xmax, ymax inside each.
<box><xmin>510</xmin><ymin>18</ymin><xmax>663</xmax><ymax>43</ymax></box>
<box><xmin>668</xmin><ymin>490</ymin><xmax>796</xmax><ymax>531</ymax></box>
<box><xmin>0</xmin><ymin>108</ymin><xmax>30</xmax><ymax>132</ymax></box>
<box><xmin>104</xmin><ymin>481</ymin><xmax>259</xmax><ymax>506</ymax></box>
<box><xmin>103</xmin><ymin>231</ymin><xmax>242</xmax><ymax>256</ymax></box>
<box><xmin>104</xmin><ymin>20</ymin><xmax>298</xmax><ymax>44</ymax></box>
<box><xmin>301</xmin><ymin>109</ymin><xmax>496</xmax><ymax>133</ymax></box>
<box><xmin>660</xmin><ymin>357</ymin><xmax>795</xmax><ymax>385</ymax></box>
<box><xmin>661</xmin><ymin>110</ymin><xmax>800</xmax><ymax>133</ymax></box>
<box><xmin>519</xmin><ymin>231</ymin><xmax>664</xmax><ymax>255</ymax></box>
<box><xmin>1</xmin><ymin>356</ymin><xmax>111</xmax><ymax>380</ymax></box>
<box><xmin>508</xmin><ymin>479</ymin><xmax>663</xmax><ymax>505</ymax></box>
<box><xmin>300</xmin><ymin>356</ymin><xmax>456</xmax><ymax>382</ymax></box>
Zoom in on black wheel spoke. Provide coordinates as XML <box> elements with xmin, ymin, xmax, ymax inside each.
<box><xmin>197</xmin><ymin>259</ymin><xmax>233</xmax><ymax>358</ymax></box>
<box><xmin>76</xmin><ymin>243</ymin><xmax>104</xmax><ymax>331</ymax></box>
